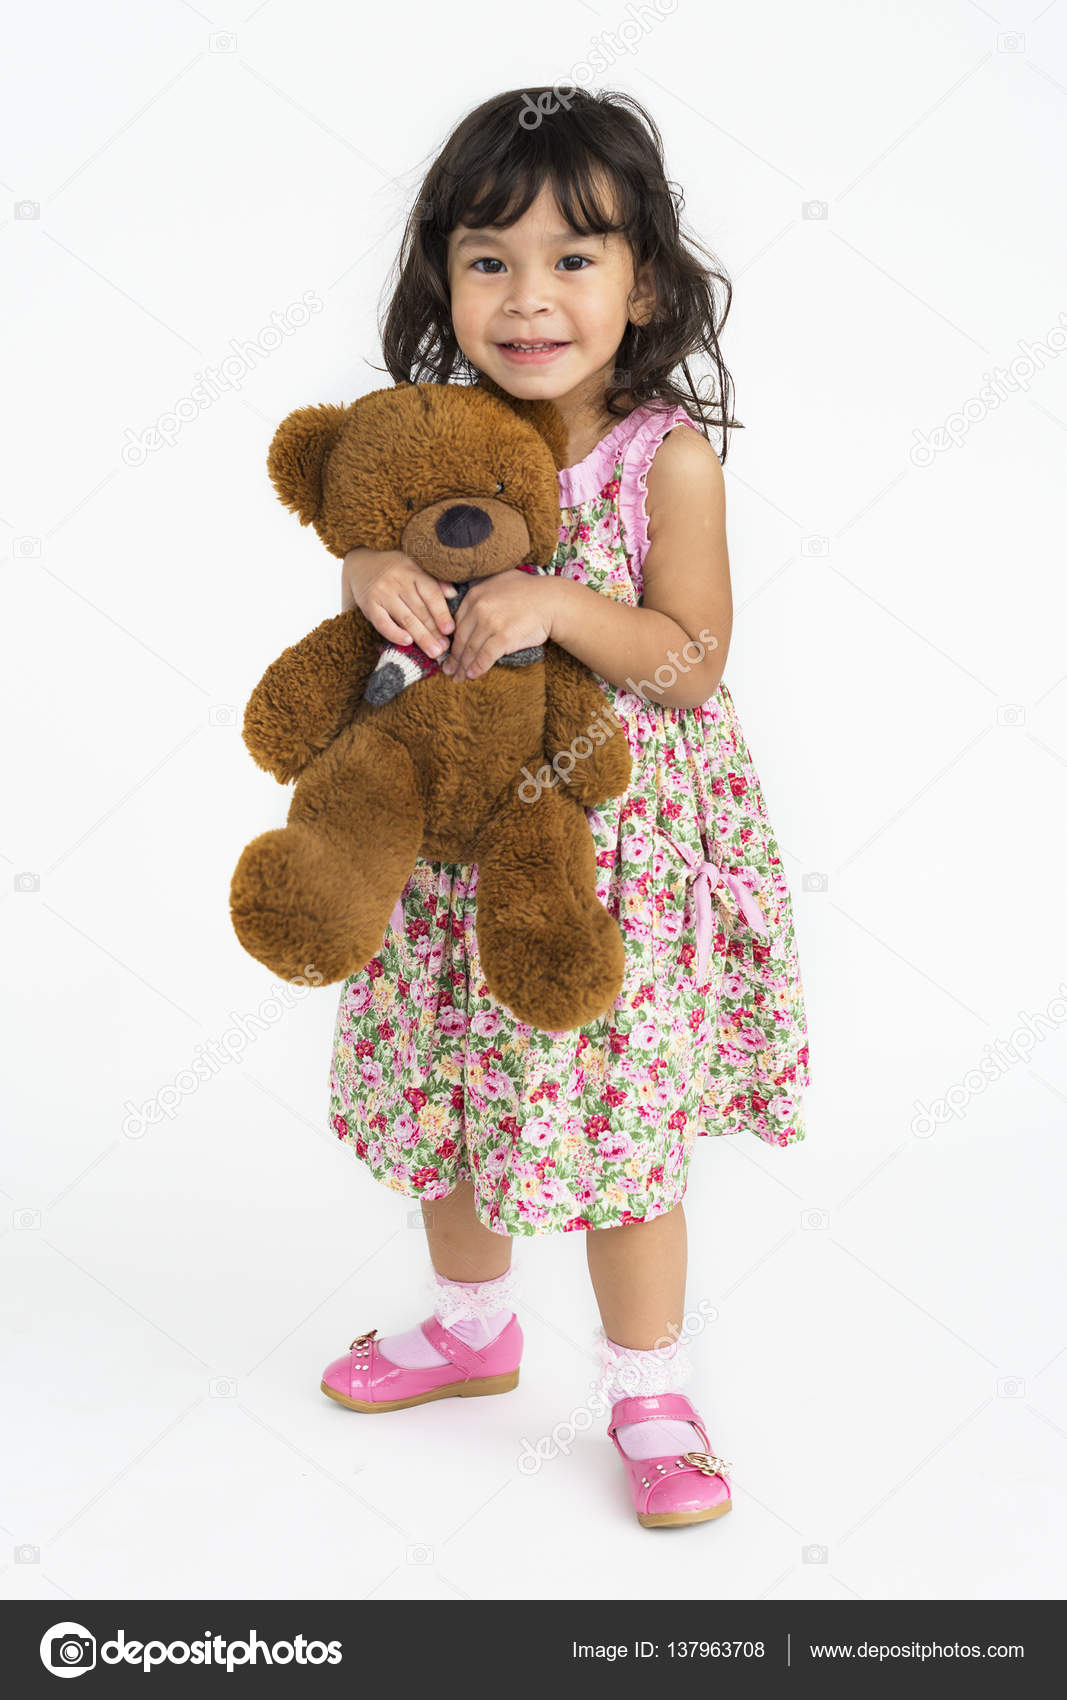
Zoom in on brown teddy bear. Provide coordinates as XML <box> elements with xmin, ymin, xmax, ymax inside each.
<box><xmin>229</xmin><ymin>378</ymin><xmax>633</xmax><ymax>1033</ymax></box>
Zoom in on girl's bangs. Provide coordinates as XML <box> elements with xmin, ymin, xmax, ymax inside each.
<box><xmin>439</xmin><ymin>138</ymin><xmax>634</xmax><ymax>242</ymax></box>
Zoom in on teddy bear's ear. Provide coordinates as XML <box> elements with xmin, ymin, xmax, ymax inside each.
<box><xmin>267</xmin><ymin>403</ymin><xmax>349</xmax><ymax>526</ymax></box>
<box><xmin>473</xmin><ymin>374</ymin><xmax>570</xmax><ymax>472</ymax></box>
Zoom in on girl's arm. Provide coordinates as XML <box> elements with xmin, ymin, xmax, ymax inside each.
<box><xmin>548</xmin><ymin>426</ymin><xmax>732</xmax><ymax>712</ymax></box>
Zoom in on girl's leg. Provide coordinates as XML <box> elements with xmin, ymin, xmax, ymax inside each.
<box><xmin>586</xmin><ymin>1204</ymin><xmax>701</xmax><ymax>1458</ymax></box>
<box><xmin>375</xmin><ymin>1179</ymin><xmax>517</xmax><ymax>1368</ymax></box>
<box><xmin>422</xmin><ymin>1178</ymin><xmax>512</xmax><ymax>1282</ymax></box>
<box><xmin>585</xmin><ymin>1202</ymin><xmax>686</xmax><ymax>1348</ymax></box>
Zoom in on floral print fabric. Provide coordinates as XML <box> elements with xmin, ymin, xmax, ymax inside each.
<box><xmin>328</xmin><ymin>403</ymin><xmax>810</xmax><ymax>1236</ymax></box>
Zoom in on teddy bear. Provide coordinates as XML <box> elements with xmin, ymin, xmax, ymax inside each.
<box><xmin>229</xmin><ymin>377</ymin><xmax>634</xmax><ymax>1033</ymax></box>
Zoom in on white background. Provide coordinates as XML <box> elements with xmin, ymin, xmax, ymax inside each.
<box><xmin>2</xmin><ymin>0</ymin><xmax>1066</xmax><ymax>1605</ymax></box>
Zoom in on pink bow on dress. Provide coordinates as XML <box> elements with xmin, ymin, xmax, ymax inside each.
<box><xmin>656</xmin><ymin>830</ymin><xmax>769</xmax><ymax>984</ymax></box>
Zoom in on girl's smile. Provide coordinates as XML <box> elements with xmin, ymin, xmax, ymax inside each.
<box><xmin>495</xmin><ymin>339</ymin><xmax>573</xmax><ymax>365</ymax></box>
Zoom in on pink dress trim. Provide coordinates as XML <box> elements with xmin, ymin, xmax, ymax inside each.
<box><xmin>556</xmin><ymin>407</ymin><xmax>653</xmax><ymax>507</ymax></box>
<box><xmin>557</xmin><ymin>401</ymin><xmax>702</xmax><ymax>598</ymax></box>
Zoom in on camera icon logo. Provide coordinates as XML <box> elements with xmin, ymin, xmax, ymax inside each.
<box><xmin>801</xmin><ymin>535</ymin><xmax>829</xmax><ymax>557</ymax></box>
<box><xmin>209</xmin><ymin>1377</ymin><xmax>237</xmax><ymax>1398</ymax></box>
<box><xmin>801</xmin><ymin>1208</ymin><xmax>829</xmax><ymax>1230</ymax></box>
<box><xmin>15</xmin><ymin>200</ymin><xmax>40</xmax><ymax>220</ymax></box>
<box><xmin>802</xmin><ymin>1543</ymin><xmax>829</xmax><ymax>1563</ymax></box>
<box><xmin>996</xmin><ymin>32</ymin><xmax>1024</xmax><ymax>52</ymax></box>
<box><xmin>209</xmin><ymin>31</ymin><xmax>237</xmax><ymax>51</ymax></box>
<box><xmin>40</xmin><ymin>1621</ymin><xmax>97</xmax><ymax>1675</ymax></box>
<box><xmin>802</xmin><ymin>201</ymin><xmax>828</xmax><ymax>220</ymax></box>
<box><xmin>15</xmin><ymin>871</ymin><xmax>40</xmax><ymax>893</ymax></box>
<box><xmin>406</xmin><ymin>1543</ymin><xmax>434</xmax><ymax>1564</ymax></box>
<box><xmin>996</xmin><ymin>1376</ymin><xmax>1025</xmax><ymax>1398</ymax></box>
<box><xmin>209</xmin><ymin>704</ymin><xmax>237</xmax><ymax>727</ymax></box>
<box><xmin>14</xmin><ymin>536</ymin><xmax>41</xmax><ymax>557</ymax></box>
<box><xmin>802</xmin><ymin>872</ymin><xmax>828</xmax><ymax>893</ymax></box>
<box><xmin>996</xmin><ymin>704</ymin><xmax>1024</xmax><ymax>728</ymax></box>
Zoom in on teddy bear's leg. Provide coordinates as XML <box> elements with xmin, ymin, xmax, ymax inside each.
<box><xmin>471</xmin><ymin>780</ymin><xmax>626</xmax><ymax>1033</ymax></box>
<box><xmin>230</xmin><ymin>722</ymin><xmax>423</xmax><ymax>985</ymax></box>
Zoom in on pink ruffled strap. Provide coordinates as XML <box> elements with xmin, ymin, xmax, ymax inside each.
<box><xmin>617</xmin><ymin>403</ymin><xmax>702</xmax><ymax>598</ymax></box>
<box><xmin>557</xmin><ymin>407</ymin><xmax>648</xmax><ymax>509</ymax></box>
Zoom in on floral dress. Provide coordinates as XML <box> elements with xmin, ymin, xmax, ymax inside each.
<box><xmin>328</xmin><ymin>402</ymin><xmax>811</xmax><ymax>1236</ymax></box>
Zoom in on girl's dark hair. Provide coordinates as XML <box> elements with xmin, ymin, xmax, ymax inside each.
<box><xmin>378</xmin><ymin>87</ymin><xmax>741</xmax><ymax>460</ymax></box>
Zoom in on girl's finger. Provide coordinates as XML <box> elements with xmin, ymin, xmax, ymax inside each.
<box><xmin>443</xmin><ymin>619</ymin><xmax>481</xmax><ymax>677</ymax></box>
<box><xmin>418</xmin><ymin>580</ymin><xmax>457</xmax><ymax>639</ymax></box>
<box><xmin>460</xmin><ymin>639</ymin><xmax>496</xmax><ymax>680</ymax></box>
<box><xmin>394</xmin><ymin>593</ymin><xmax>451</xmax><ymax>657</ymax></box>
<box><xmin>440</xmin><ymin>634</ymin><xmax>465</xmax><ymax>675</ymax></box>
<box><xmin>411</xmin><ymin>584</ymin><xmax>455</xmax><ymax>645</ymax></box>
<box><xmin>366</xmin><ymin>599</ymin><xmax>420</xmax><ymax>648</ymax></box>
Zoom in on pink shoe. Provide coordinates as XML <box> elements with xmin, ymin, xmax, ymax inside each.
<box><xmin>320</xmin><ymin>1315</ymin><xmax>523</xmax><ymax>1413</ymax></box>
<box><xmin>607</xmin><ymin>1393</ymin><xmax>733</xmax><ymax>1528</ymax></box>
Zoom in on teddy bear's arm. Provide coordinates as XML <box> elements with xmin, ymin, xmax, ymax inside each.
<box><xmin>242</xmin><ymin>609</ymin><xmax>383</xmax><ymax>784</ymax></box>
<box><xmin>542</xmin><ymin>640</ymin><xmax>633</xmax><ymax>806</ymax></box>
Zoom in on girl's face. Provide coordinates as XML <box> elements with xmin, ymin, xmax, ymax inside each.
<box><xmin>446</xmin><ymin>179</ymin><xmax>653</xmax><ymax>415</ymax></box>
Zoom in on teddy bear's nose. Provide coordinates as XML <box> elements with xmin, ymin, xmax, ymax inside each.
<box><xmin>435</xmin><ymin>504</ymin><xmax>492</xmax><ymax>549</ymax></box>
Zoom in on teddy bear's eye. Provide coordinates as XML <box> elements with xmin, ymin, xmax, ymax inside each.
<box><xmin>494</xmin><ymin>480</ymin><xmax>504</xmax><ymax>495</ymax></box>
<box><xmin>405</xmin><ymin>498</ymin><xmax>414</xmax><ymax>511</ymax></box>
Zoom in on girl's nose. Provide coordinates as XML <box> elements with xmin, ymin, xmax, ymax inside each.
<box><xmin>501</xmin><ymin>274</ymin><xmax>554</xmax><ymax>318</ymax></box>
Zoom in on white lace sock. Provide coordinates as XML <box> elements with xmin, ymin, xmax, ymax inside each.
<box><xmin>373</xmin><ymin>1267</ymin><xmax>519</xmax><ymax>1369</ymax></box>
<box><xmin>596</xmin><ymin>1328</ymin><xmax>704</xmax><ymax>1460</ymax></box>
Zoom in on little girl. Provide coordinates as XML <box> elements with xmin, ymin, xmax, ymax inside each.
<box><xmin>320</xmin><ymin>87</ymin><xmax>810</xmax><ymax>1529</ymax></box>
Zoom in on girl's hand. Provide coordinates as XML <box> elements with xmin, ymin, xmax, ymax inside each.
<box><xmin>441</xmin><ymin>569</ymin><xmax>558</xmax><ymax>680</ymax></box>
<box><xmin>342</xmin><ymin>547</ymin><xmax>456</xmax><ymax>656</ymax></box>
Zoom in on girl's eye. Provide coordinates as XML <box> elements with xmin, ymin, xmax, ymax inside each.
<box><xmin>470</xmin><ymin>254</ymin><xmax>592</xmax><ymax>273</ymax></box>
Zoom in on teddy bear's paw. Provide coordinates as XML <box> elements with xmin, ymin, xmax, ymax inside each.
<box><xmin>479</xmin><ymin>905</ymin><xmax>626</xmax><ymax>1033</ymax></box>
<box><xmin>567</xmin><ymin>741</ymin><xmax>633</xmax><ymax>808</ymax></box>
<box><xmin>230</xmin><ymin>826</ymin><xmax>392</xmax><ymax>985</ymax></box>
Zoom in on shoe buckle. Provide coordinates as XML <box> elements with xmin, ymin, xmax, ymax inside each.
<box><xmin>683</xmin><ymin>1449</ymin><xmax>732</xmax><ymax>1477</ymax></box>
<box><xmin>349</xmin><ymin>1328</ymin><xmax>377</xmax><ymax>1351</ymax></box>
